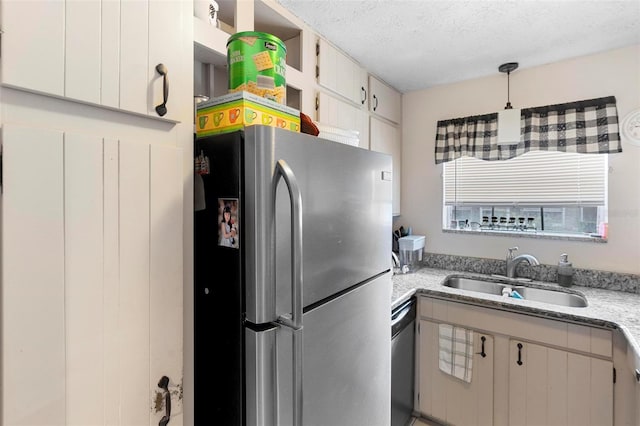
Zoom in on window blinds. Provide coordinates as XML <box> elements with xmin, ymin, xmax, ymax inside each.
<box><xmin>443</xmin><ymin>151</ymin><xmax>606</xmax><ymax>207</ymax></box>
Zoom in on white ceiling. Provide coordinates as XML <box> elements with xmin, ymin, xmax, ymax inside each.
<box><xmin>276</xmin><ymin>0</ymin><xmax>640</xmax><ymax>93</ymax></box>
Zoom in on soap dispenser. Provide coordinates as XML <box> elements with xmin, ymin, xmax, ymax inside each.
<box><xmin>557</xmin><ymin>253</ymin><xmax>574</xmax><ymax>287</ymax></box>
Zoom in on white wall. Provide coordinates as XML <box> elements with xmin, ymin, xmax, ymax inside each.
<box><xmin>400</xmin><ymin>45</ymin><xmax>640</xmax><ymax>274</ymax></box>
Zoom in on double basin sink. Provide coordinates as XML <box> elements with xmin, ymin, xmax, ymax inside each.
<box><xmin>443</xmin><ymin>276</ymin><xmax>588</xmax><ymax>308</ymax></box>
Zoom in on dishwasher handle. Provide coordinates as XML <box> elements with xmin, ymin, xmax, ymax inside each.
<box><xmin>391</xmin><ymin>298</ymin><xmax>416</xmax><ymax>338</ymax></box>
<box><xmin>391</xmin><ymin>304</ymin><xmax>412</xmax><ymax>327</ymax></box>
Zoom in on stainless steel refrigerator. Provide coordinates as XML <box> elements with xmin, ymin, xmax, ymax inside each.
<box><xmin>194</xmin><ymin>125</ymin><xmax>392</xmax><ymax>426</ymax></box>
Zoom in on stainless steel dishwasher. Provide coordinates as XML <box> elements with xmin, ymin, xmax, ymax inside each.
<box><xmin>391</xmin><ymin>297</ymin><xmax>416</xmax><ymax>426</ymax></box>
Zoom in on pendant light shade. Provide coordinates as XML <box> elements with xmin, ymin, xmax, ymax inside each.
<box><xmin>497</xmin><ymin>62</ymin><xmax>521</xmax><ymax>146</ymax></box>
<box><xmin>498</xmin><ymin>108</ymin><xmax>521</xmax><ymax>145</ymax></box>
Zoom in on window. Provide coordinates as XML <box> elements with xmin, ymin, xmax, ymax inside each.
<box><xmin>443</xmin><ymin>151</ymin><xmax>608</xmax><ymax>238</ymax></box>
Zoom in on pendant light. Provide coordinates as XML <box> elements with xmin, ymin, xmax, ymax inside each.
<box><xmin>497</xmin><ymin>62</ymin><xmax>521</xmax><ymax>145</ymax></box>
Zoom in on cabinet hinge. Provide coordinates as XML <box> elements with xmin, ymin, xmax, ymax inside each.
<box><xmin>315</xmin><ymin>65</ymin><xmax>319</xmax><ymax>79</ymax></box>
<box><xmin>417</xmin><ymin>322</ymin><xmax>420</xmax><ymax>333</ymax></box>
<box><xmin>316</xmin><ymin>42</ymin><xmax>320</xmax><ymax>56</ymax></box>
<box><xmin>417</xmin><ymin>392</ymin><xmax>420</xmax><ymax>402</ymax></box>
<box><xmin>315</xmin><ymin>95</ymin><xmax>319</xmax><ymax>111</ymax></box>
<box><xmin>613</xmin><ymin>367</ymin><xmax>616</xmax><ymax>384</ymax></box>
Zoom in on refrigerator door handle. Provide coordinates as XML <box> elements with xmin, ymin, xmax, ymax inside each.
<box><xmin>273</xmin><ymin>159</ymin><xmax>304</xmax><ymax>426</ymax></box>
<box><xmin>273</xmin><ymin>159</ymin><xmax>303</xmax><ymax>329</ymax></box>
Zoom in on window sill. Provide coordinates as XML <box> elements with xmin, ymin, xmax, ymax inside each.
<box><xmin>443</xmin><ymin>228</ymin><xmax>607</xmax><ymax>243</ymax></box>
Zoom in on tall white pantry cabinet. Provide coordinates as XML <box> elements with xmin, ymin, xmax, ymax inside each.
<box><xmin>1</xmin><ymin>1</ymin><xmax>193</xmax><ymax>425</ymax></box>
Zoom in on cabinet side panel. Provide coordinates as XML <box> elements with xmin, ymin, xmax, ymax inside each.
<box><xmin>418</xmin><ymin>320</ymin><xmax>432</xmax><ymax>415</ymax></box>
<box><xmin>1</xmin><ymin>1</ymin><xmax>64</xmax><ymax>95</ymax></box>
<box><xmin>64</xmin><ymin>134</ymin><xmax>105</xmax><ymax>425</ymax></box>
<box><xmin>120</xmin><ymin>0</ymin><xmax>149</xmax><ymax>115</ymax></box>
<box><xmin>2</xmin><ymin>125</ymin><xmax>65</xmax><ymax>425</ymax></box>
<box><xmin>149</xmin><ymin>145</ymin><xmax>184</xmax><ymax>425</ymax></box>
<box><xmin>119</xmin><ymin>140</ymin><xmax>151</xmax><ymax>425</ymax></box>
<box><xmin>65</xmin><ymin>0</ymin><xmax>101</xmax><ymax>103</ymax></box>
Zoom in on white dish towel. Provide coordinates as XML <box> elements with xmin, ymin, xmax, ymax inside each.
<box><xmin>438</xmin><ymin>323</ymin><xmax>474</xmax><ymax>383</ymax></box>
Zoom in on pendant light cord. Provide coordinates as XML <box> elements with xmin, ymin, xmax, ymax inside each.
<box><xmin>505</xmin><ymin>71</ymin><xmax>512</xmax><ymax>110</ymax></box>
<box><xmin>499</xmin><ymin>62</ymin><xmax>518</xmax><ymax>110</ymax></box>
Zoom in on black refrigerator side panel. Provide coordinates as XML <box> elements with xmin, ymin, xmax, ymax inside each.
<box><xmin>194</xmin><ymin>131</ymin><xmax>244</xmax><ymax>425</ymax></box>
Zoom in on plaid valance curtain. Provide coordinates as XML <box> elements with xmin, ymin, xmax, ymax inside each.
<box><xmin>434</xmin><ymin>96</ymin><xmax>622</xmax><ymax>164</ymax></box>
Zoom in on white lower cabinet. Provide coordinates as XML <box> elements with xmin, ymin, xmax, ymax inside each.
<box><xmin>508</xmin><ymin>340</ymin><xmax>613</xmax><ymax>426</ymax></box>
<box><xmin>1</xmin><ymin>124</ymin><xmax>184</xmax><ymax>426</ymax></box>
<box><xmin>417</xmin><ymin>296</ymin><xmax>615</xmax><ymax>426</ymax></box>
<box><xmin>418</xmin><ymin>320</ymin><xmax>494</xmax><ymax>425</ymax></box>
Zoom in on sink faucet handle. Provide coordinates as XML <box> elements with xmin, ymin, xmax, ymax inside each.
<box><xmin>507</xmin><ymin>247</ymin><xmax>519</xmax><ymax>259</ymax></box>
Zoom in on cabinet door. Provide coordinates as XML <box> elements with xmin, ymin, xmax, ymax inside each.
<box><xmin>509</xmin><ymin>340</ymin><xmax>613</xmax><ymax>426</ymax></box>
<box><xmin>1</xmin><ymin>0</ymin><xmax>188</xmax><ymax>121</ymax></box>
<box><xmin>317</xmin><ymin>38</ymin><xmax>368</xmax><ymax>106</ymax></box>
<box><xmin>1</xmin><ymin>0</ymin><xmax>65</xmax><ymax>95</ymax></box>
<box><xmin>65</xmin><ymin>0</ymin><xmax>101</xmax><ymax>103</ymax></box>
<box><xmin>418</xmin><ymin>320</ymin><xmax>494</xmax><ymax>425</ymax></box>
<box><xmin>369</xmin><ymin>76</ymin><xmax>401</xmax><ymax>124</ymax></box>
<box><xmin>316</xmin><ymin>91</ymin><xmax>369</xmax><ymax>149</ymax></box>
<box><xmin>148</xmin><ymin>0</ymin><xmax>190</xmax><ymax>121</ymax></box>
<box><xmin>1</xmin><ymin>124</ymin><xmax>184</xmax><ymax>426</ymax></box>
<box><xmin>370</xmin><ymin>117</ymin><xmax>401</xmax><ymax>215</ymax></box>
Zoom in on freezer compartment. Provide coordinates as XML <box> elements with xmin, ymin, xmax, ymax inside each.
<box><xmin>267</xmin><ymin>272</ymin><xmax>391</xmax><ymax>426</ymax></box>
<box><xmin>243</xmin><ymin>125</ymin><xmax>393</xmax><ymax>324</ymax></box>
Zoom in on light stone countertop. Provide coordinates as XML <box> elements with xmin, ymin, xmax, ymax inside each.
<box><xmin>392</xmin><ymin>267</ymin><xmax>640</xmax><ymax>373</ymax></box>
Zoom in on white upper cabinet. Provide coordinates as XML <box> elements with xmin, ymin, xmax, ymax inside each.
<box><xmin>370</xmin><ymin>117</ymin><xmax>401</xmax><ymax>215</ymax></box>
<box><xmin>1</xmin><ymin>1</ymin><xmax>65</xmax><ymax>96</ymax></box>
<box><xmin>317</xmin><ymin>38</ymin><xmax>368</xmax><ymax>107</ymax></box>
<box><xmin>369</xmin><ymin>75</ymin><xmax>402</xmax><ymax>124</ymax></box>
<box><xmin>316</xmin><ymin>91</ymin><xmax>369</xmax><ymax>149</ymax></box>
<box><xmin>1</xmin><ymin>0</ymin><xmax>189</xmax><ymax>122</ymax></box>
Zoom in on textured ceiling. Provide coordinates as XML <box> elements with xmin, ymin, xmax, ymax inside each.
<box><xmin>277</xmin><ymin>0</ymin><xmax>640</xmax><ymax>93</ymax></box>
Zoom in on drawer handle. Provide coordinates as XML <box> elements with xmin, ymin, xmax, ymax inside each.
<box><xmin>476</xmin><ymin>336</ymin><xmax>487</xmax><ymax>358</ymax></box>
<box><xmin>155</xmin><ymin>64</ymin><xmax>169</xmax><ymax>117</ymax></box>
<box><xmin>517</xmin><ymin>343</ymin><xmax>523</xmax><ymax>366</ymax></box>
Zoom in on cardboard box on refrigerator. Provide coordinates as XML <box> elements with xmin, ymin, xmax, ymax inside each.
<box><xmin>196</xmin><ymin>91</ymin><xmax>301</xmax><ymax>137</ymax></box>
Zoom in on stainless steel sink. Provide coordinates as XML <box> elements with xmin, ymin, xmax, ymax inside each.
<box><xmin>514</xmin><ymin>286</ymin><xmax>587</xmax><ymax>307</ymax></box>
<box><xmin>443</xmin><ymin>276</ymin><xmax>588</xmax><ymax>307</ymax></box>
<box><xmin>443</xmin><ymin>277</ymin><xmax>507</xmax><ymax>295</ymax></box>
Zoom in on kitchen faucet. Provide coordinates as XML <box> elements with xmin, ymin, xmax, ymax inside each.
<box><xmin>506</xmin><ymin>247</ymin><xmax>540</xmax><ymax>278</ymax></box>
